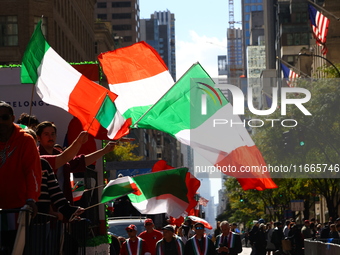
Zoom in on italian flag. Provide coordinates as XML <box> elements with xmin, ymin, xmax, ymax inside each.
<box><xmin>101</xmin><ymin>176</ymin><xmax>137</xmax><ymax>204</ymax></box>
<box><xmin>136</xmin><ymin>63</ymin><xmax>277</xmax><ymax>191</ymax></box>
<box><xmin>72</xmin><ymin>181</ymin><xmax>85</xmax><ymax>202</ymax></box>
<box><xmin>21</xmin><ymin>20</ymin><xmax>130</xmax><ymax>140</ymax></box>
<box><xmin>101</xmin><ymin>168</ymin><xmax>189</xmax><ymax>218</ymax></box>
<box><xmin>98</xmin><ymin>41</ymin><xmax>175</xmax><ymax>125</ymax></box>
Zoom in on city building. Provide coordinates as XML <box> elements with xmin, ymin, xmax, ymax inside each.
<box><xmin>0</xmin><ymin>0</ymin><xmax>97</xmax><ymax>65</ymax></box>
<box><xmin>226</xmin><ymin>28</ymin><xmax>244</xmax><ymax>78</ymax></box>
<box><xmin>140</xmin><ymin>10</ymin><xmax>176</xmax><ymax>81</ymax></box>
<box><xmin>94</xmin><ymin>0</ymin><xmax>140</xmax><ymax>48</ymax></box>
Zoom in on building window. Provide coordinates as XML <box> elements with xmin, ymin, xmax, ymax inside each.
<box><xmin>112</xmin><ymin>24</ymin><xmax>132</xmax><ymax>30</ymax></box>
<box><xmin>0</xmin><ymin>16</ymin><xmax>18</xmax><ymax>46</ymax></box>
<box><xmin>97</xmin><ymin>14</ymin><xmax>107</xmax><ymax>20</ymax></box>
<box><xmin>124</xmin><ymin>36</ymin><xmax>132</xmax><ymax>42</ymax></box>
<box><xmin>112</xmin><ymin>2</ymin><xmax>131</xmax><ymax>7</ymax></box>
<box><xmin>112</xmin><ymin>13</ymin><xmax>132</xmax><ymax>19</ymax></box>
<box><xmin>97</xmin><ymin>2</ymin><xmax>107</xmax><ymax>8</ymax></box>
<box><xmin>257</xmin><ymin>5</ymin><xmax>263</xmax><ymax>11</ymax></box>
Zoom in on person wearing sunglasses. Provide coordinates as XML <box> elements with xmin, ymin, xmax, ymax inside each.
<box><xmin>184</xmin><ymin>222</ymin><xmax>215</xmax><ymax>255</ymax></box>
<box><xmin>215</xmin><ymin>221</ymin><xmax>243</xmax><ymax>255</ymax></box>
<box><xmin>139</xmin><ymin>218</ymin><xmax>163</xmax><ymax>255</ymax></box>
<box><xmin>0</xmin><ymin>101</ymin><xmax>42</xmax><ymax>253</ymax></box>
<box><xmin>121</xmin><ymin>224</ymin><xmax>147</xmax><ymax>255</ymax></box>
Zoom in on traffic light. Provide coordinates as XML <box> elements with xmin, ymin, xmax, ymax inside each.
<box><xmin>282</xmin><ymin>130</ymin><xmax>294</xmax><ymax>153</ymax></box>
<box><xmin>240</xmin><ymin>195</ymin><xmax>244</xmax><ymax>202</ymax></box>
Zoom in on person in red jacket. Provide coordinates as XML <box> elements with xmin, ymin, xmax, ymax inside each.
<box><xmin>0</xmin><ymin>101</ymin><xmax>42</xmax><ymax>253</ymax></box>
<box><xmin>138</xmin><ymin>218</ymin><xmax>163</xmax><ymax>255</ymax></box>
<box><xmin>120</xmin><ymin>224</ymin><xmax>147</xmax><ymax>255</ymax></box>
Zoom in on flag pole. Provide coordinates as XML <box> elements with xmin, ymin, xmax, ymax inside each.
<box><xmin>276</xmin><ymin>56</ymin><xmax>311</xmax><ymax>78</ymax></box>
<box><xmin>132</xmin><ymin>62</ymin><xmax>201</xmax><ymax>128</ymax></box>
<box><xmin>307</xmin><ymin>0</ymin><xmax>340</xmax><ymax>21</ymax></box>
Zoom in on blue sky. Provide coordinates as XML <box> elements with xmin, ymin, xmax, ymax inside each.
<box><xmin>140</xmin><ymin>0</ymin><xmax>242</xmax><ymax>79</ymax></box>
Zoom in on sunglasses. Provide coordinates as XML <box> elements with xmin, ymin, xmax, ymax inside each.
<box><xmin>145</xmin><ymin>223</ymin><xmax>152</xmax><ymax>226</ymax></box>
<box><xmin>0</xmin><ymin>114</ymin><xmax>11</xmax><ymax>121</ymax></box>
<box><xmin>196</xmin><ymin>227</ymin><xmax>204</xmax><ymax>230</ymax></box>
<box><xmin>127</xmin><ymin>229</ymin><xmax>135</xmax><ymax>232</ymax></box>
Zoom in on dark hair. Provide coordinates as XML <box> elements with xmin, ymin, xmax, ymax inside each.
<box><xmin>36</xmin><ymin>121</ymin><xmax>57</xmax><ymax>136</ymax></box>
<box><xmin>0</xmin><ymin>101</ymin><xmax>14</xmax><ymax>116</ymax></box>
<box><xmin>17</xmin><ymin>113</ymin><xmax>40</xmax><ymax>128</ymax></box>
<box><xmin>23</xmin><ymin>128</ymin><xmax>38</xmax><ymax>142</ymax></box>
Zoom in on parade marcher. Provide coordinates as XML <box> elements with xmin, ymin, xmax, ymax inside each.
<box><xmin>120</xmin><ymin>224</ymin><xmax>147</xmax><ymax>255</ymax></box>
<box><xmin>265</xmin><ymin>222</ymin><xmax>276</xmax><ymax>255</ymax></box>
<box><xmin>301</xmin><ymin>220</ymin><xmax>312</xmax><ymax>239</ymax></box>
<box><xmin>255</xmin><ymin>223</ymin><xmax>267</xmax><ymax>255</ymax></box>
<box><xmin>249</xmin><ymin>219</ymin><xmax>264</xmax><ymax>255</ymax></box>
<box><xmin>271</xmin><ymin>221</ymin><xmax>284</xmax><ymax>253</ymax></box>
<box><xmin>184</xmin><ymin>222</ymin><xmax>215</xmax><ymax>255</ymax></box>
<box><xmin>138</xmin><ymin>218</ymin><xmax>163</xmax><ymax>255</ymax></box>
<box><xmin>287</xmin><ymin>224</ymin><xmax>304</xmax><ymax>255</ymax></box>
<box><xmin>0</xmin><ymin>101</ymin><xmax>42</xmax><ymax>253</ymax></box>
<box><xmin>156</xmin><ymin>225</ymin><xmax>184</xmax><ymax>255</ymax></box>
<box><xmin>212</xmin><ymin>221</ymin><xmax>221</xmax><ymax>243</ymax></box>
<box><xmin>215</xmin><ymin>221</ymin><xmax>243</xmax><ymax>255</ymax></box>
<box><xmin>178</xmin><ymin>217</ymin><xmax>195</xmax><ymax>244</ymax></box>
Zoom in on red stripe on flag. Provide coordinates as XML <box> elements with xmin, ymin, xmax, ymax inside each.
<box><xmin>98</xmin><ymin>41</ymin><xmax>169</xmax><ymax>84</ymax></box>
<box><xmin>215</xmin><ymin>145</ymin><xmax>277</xmax><ymax>191</ymax></box>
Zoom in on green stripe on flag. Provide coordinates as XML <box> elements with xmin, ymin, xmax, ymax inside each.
<box><xmin>135</xmin><ymin>63</ymin><xmax>228</xmax><ymax>136</ymax></box>
<box><xmin>101</xmin><ymin>178</ymin><xmax>134</xmax><ymax>203</ymax></box>
<box><xmin>96</xmin><ymin>95</ymin><xmax>117</xmax><ymax>129</ymax></box>
<box><xmin>21</xmin><ymin>20</ymin><xmax>51</xmax><ymax>84</ymax></box>
<box><xmin>128</xmin><ymin>168</ymin><xmax>188</xmax><ymax>204</ymax></box>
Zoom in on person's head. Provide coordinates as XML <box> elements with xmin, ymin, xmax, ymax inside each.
<box><xmin>194</xmin><ymin>223</ymin><xmax>205</xmax><ymax>237</ymax></box>
<box><xmin>184</xmin><ymin>217</ymin><xmax>192</xmax><ymax>226</ymax></box>
<box><xmin>330</xmin><ymin>224</ymin><xmax>336</xmax><ymax>232</ymax></box>
<box><xmin>304</xmin><ymin>220</ymin><xmax>310</xmax><ymax>226</ymax></box>
<box><xmin>125</xmin><ymin>224</ymin><xmax>137</xmax><ymax>238</ymax></box>
<box><xmin>285</xmin><ymin>220</ymin><xmax>291</xmax><ymax>226</ymax></box>
<box><xmin>231</xmin><ymin>223</ymin><xmax>237</xmax><ymax>229</ymax></box>
<box><xmin>17</xmin><ymin>113</ymin><xmax>40</xmax><ymax>129</ymax></box>
<box><xmin>0</xmin><ymin>101</ymin><xmax>15</xmax><ymax>138</ymax></box>
<box><xmin>259</xmin><ymin>223</ymin><xmax>266</xmax><ymax>231</ymax></box>
<box><xmin>144</xmin><ymin>218</ymin><xmax>154</xmax><ymax>231</ymax></box>
<box><xmin>162</xmin><ymin>225</ymin><xmax>175</xmax><ymax>240</ymax></box>
<box><xmin>36</xmin><ymin>121</ymin><xmax>57</xmax><ymax>150</ymax></box>
<box><xmin>23</xmin><ymin>128</ymin><xmax>38</xmax><ymax>143</ymax></box>
<box><xmin>258</xmin><ymin>219</ymin><xmax>265</xmax><ymax>224</ymax></box>
<box><xmin>276</xmin><ymin>221</ymin><xmax>283</xmax><ymax>229</ymax></box>
<box><xmin>220</xmin><ymin>221</ymin><xmax>230</xmax><ymax>235</ymax></box>
<box><xmin>336</xmin><ymin>224</ymin><xmax>340</xmax><ymax>232</ymax></box>
<box><xmin>266</xmin><ymin>223</ymin><xmax>272</xmax><ymax>229</ymax></box>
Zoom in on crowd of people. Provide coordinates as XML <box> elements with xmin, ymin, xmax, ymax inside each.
<box><xmin>109</xmin><ymin>218</ymin><xmax>243</xmax><ymax>255</ymax></box>
<box><xmin>243</xmin><ymin>217</ymin><xmax>340</xmax><ymax>255</ymax></box>
<box><xmin>0</xmin><ymin>101</ymin><xmax>117</xmax><ymax>254</ymax></box>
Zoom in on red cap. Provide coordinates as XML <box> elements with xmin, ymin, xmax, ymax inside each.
<box><xmin>304</xmin><ymin>220</ymin><xmax>310</xmax><ymax>224</ymax></box>
<box><xmin>126</xmin><ymin>224</ymin><xmax>137</xmax><ymax>231</ymax></box>
<box><xmin>144</xmin><ymin>218</ymin><xmax>153</xmax><ymax>225</ymax></box>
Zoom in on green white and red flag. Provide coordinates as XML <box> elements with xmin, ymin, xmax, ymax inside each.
<box><xmin>21</xmin><ymin>20</ymin><xmax>131</xmax><ymax>140</ymax></box>
<box><xmin>136</xmin><ymin>63</ymin><xmax>277</xmax><ymax>191</ymax></box>
<box><xmin>98</xmin><ymin>41</ymin><xmax>175</xmax><ymax>125</ymax></box>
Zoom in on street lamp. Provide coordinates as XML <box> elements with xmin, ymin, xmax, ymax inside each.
<box><xmin>298</xmin><ymin>52</ymin><xmax>340</xmax><ymax>78</ymax></box>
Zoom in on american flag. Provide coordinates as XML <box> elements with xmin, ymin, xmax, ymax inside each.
<box><xmin>308</xmin><ymin>4</ymin><xmax>330</xmax><ymax>55</ymax></box>
<box><xmin>198</xmin><ymin>196</ymin><xmax>209</xmax><ymax>207</ymax></box>
<box><xmin>280</xmin><ymin>63</ymin><xmax>300</xmax><ymax>87</ymax></box>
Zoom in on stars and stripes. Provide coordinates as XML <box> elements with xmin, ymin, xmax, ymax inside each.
<box><xmin>280</xmin><ymin>63</ymin><xmax>300</xmax><ymax>87</ymax></box>
<box><xmin>308</xmin><ymin>4</ymin><xmax>330</xmax><ymax>55</ymax></box>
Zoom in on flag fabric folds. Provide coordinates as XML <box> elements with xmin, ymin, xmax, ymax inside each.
<box><xmin>151</xmin><ymin>160</ymin><xmax>201</xmax><ymax>218</ymax></box>
<box><xmin>101</xmin><ymin>176</ymin><xmax>137</xmax><ymax>203</ymax></box>
<box><xmin>101</xmin><ymin>168</ymin><xmax>190</xmax><ymax>218</ymax></box>
<box><xmin>98</xmin><ymin>41</ymin><xmax>175</xmax><ymax>124</ymax></box>
<box><xmin>21</xmin><ymin>20</ymin><xmax>130</xmax><ymax>140</ymax></box>
<box><xmin>308</xmin><ymin>4</ymin><xmax>330</xmax><ymax>55</ymax></box>
<box><xmin>280</xmin><ymin>63</ymin><xmax>300</xmax><ymax>87</ymax></box>
<box><xmin>136</xmin><ymin>63</ymin><xmax>277</xmax><ymax>191</ymax></box>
